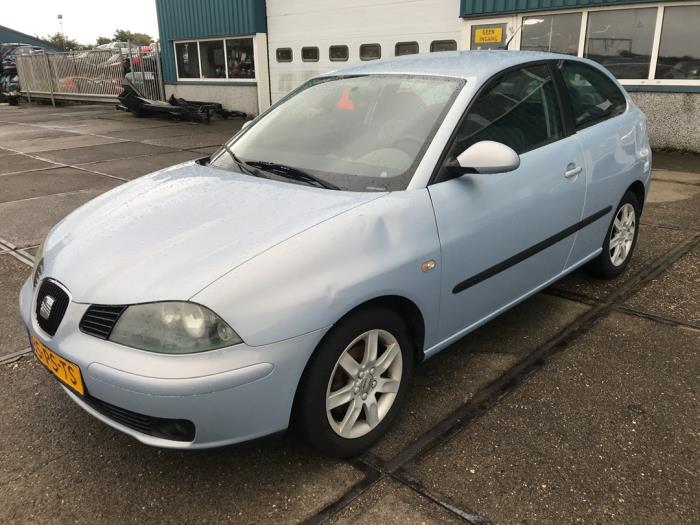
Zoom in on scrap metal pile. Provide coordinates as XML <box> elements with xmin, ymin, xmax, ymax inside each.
<box><xmin>116</xmin><ymin>79</ymin><xmax>246</xmax><ymax>123</ymax></box>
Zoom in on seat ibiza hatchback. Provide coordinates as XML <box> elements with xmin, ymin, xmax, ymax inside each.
<box><xmin>21</xmin><ymin>51</ymin><xmax>651</xmax><ymax>456</ymax></box>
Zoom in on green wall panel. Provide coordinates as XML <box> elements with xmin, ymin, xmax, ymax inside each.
<box><xmin>156</xmin><ymin>0</ymin><xmax>266</xmax><ymax>82</ymax></box>
<box><xmin>460</xmin><ymin>0</ymin><xmax>668</xmax><ymax>17</ymax></box>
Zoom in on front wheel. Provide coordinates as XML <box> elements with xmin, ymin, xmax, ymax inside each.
<box><xmin>590</xmin><ymin>190</ymin><xmax>640</xmax><ymax>278</ymax></box>
<box><xmin>296</xmin><ymin>308</ymin><xmax>414</xmax><ymax>457</ymax></box>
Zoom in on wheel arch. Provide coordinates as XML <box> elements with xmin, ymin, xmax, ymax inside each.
<box><xmin>626</xmin><ymin>180</ymin><xmax>646</xmax><ymax>213</ymax></box>
<box><xmin>289</xmin><ymin>294</ymin><xmax>426</xmax><ymax>428</ymax></box>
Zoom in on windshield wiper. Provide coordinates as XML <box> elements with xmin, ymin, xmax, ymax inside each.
<box><xmin>220</xmin><ymin>143</ymin><xmax>269</xmax><ymax>180</ymax></box>
<box><xmin>245</xmin><ymin>160</ymin><xmax>339</xmax><ymax>190</ymax></box>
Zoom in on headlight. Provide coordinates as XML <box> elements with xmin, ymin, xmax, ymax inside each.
<box><xmin>110</xmin><ymin>301</ymin><xmax>242</xmax><ymax>354</ymax></box>
<box><xmin>32</xmin><ymin>241</ymin><xmax>45</xmax><ymax>288</ymax></box>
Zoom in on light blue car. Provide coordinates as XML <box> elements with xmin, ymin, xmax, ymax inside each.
<box><xmin>21</xmin><ymin>51</ymin><xmax>651</xmax><ymax>456</ymax></box>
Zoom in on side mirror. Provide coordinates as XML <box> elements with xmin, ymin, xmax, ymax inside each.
<box><xmin>449</xmin><ymin>140</ymin><xmax>520</xmax><ymax>175</ymax></box>
<box><xmin>241</xmin><ymin>120</ymin><xmax>253</xmax><ymax>131</ymax></box>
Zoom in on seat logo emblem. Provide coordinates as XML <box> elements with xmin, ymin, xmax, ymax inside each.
<box><xmin>39</xmin><ymin>295</ymin><xmax>55</xmax><ymax>320</ymax></box>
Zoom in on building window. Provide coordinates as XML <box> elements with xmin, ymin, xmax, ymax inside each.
<box><xmin>584</xmin><ymin>8</ymin><xmax>657</xmax><ymax>80</ymax></box>
<box><xmin>199</xmin><ymin>40</ymin><xmax>226</xmax><ymax>78</ymax></box>
<box><xmin>329</xmin><ymin>45</ymin><xmax>349</xmax><ymax>62</ymax></box>
<box><xmin>430</xmin><ymin>40</ymin><xmax>457</xmax><ymax>52</ymax></box>
<box><xmin>276</xmin><ymin>48</ymin><xmax>292</xmax><ymax>62</ymax></box>
<box><xmin>360</xmin><ymin>43</ymin><xmax>381</xmax><ymax>61</ymax></box>
<box><xmin>655</xmin><ymin>5</ymin><xmax>700</xmax><ymax>80</ymax></box>
<box><xmin>226</xmin><ymin>38</ymin><xmax>255</xmax><ymax>79</ymax></box>
<box><xmin>175</xmin><ymin>38</ymin><xmax>255</xmax><ymax>81</ymax></box>
<box><xmin>395</xmin><ymin>41</ymin><xmax>419</xmax><ymax>56</ymax></box>
<box><xmin>175</xmin><ymin>42</ymin><xmax>200</xmax><ymax>78</ymax></box>
<box><xmin>302</xmin><ymin>47</ymin><xmax>319</xmax><ymax>62</ymax></box>
<box><xmin>521</xmin><ymin>13</ymin><xmax>581</xmax><ymax>55</ymax></box>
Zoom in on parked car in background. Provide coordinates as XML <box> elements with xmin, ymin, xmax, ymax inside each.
<box><xmin>21</xmin><ymin>51</ymin><xmax>651</xmax><ymax>457</ymax></box>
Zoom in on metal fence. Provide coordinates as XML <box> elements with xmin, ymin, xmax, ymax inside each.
<box><xmin>16</xmin><ymin>46</ymin><xmax>164</xmax><ymax>105</ymax></box>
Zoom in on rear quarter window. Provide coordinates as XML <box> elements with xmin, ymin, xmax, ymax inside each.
<box><xmin>560</xmin><ymin>61</ymin><xmax>627</xmax><ymax>129</ymax></box>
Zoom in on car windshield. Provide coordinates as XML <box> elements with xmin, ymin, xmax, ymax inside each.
<box><xmin>210</xmin><ymin>74</ymin><xmax>464</xmax><ymax>191</ymax></box>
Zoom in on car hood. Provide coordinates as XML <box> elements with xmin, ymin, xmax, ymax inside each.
<box><xmin>42</xmin><ymin>162</ymin><xmax>383</xmax><ymax>304</ymax></box>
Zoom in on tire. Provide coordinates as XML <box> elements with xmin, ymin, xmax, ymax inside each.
<box><xmin>590</xmin><ymin>190</ymin><xmax>641</xmax><ymax>278</ymax></box>
<box><xmin>296</xmin><ymin>307</ymin><xmax>414</xmax><ymax>457</ymax></box>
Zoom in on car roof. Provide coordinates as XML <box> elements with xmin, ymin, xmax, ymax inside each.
<box><xmin>322</xmin><ymin>50</ymin><xmax>578</xmax><ymax>81</ymax></box>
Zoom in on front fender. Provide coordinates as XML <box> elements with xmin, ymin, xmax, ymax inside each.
<box><xmin>192</xmin><ymin>190</ymin><xmax>442</xmax><ymax>348</ymax></box>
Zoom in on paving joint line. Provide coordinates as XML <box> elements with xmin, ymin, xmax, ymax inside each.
<box><xmin>614</xmin><ymin>304</ymin><xmax>700</xmax><ymax>331</ymax></box>
<box><xmin>307</xmin><ymin>233</ymin><xmax>700</xmax><ymax>524</ymax></box>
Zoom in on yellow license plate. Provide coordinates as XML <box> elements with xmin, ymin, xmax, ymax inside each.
<box><xmin>32</xmin><ymin>336</ymin><xmax>85</xmax><ymax>396</ymax></box>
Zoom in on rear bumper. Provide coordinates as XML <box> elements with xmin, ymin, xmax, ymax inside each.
<box><xmin>20</xmin><ymin>278</ymin><xmax>327</xmax><ymax>448</ymax></box>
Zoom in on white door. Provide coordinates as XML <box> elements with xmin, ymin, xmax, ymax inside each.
<box><xmin>463</xmin><ymin>17</ymin><xmax>518</xmax><ymax>50</ymax></box>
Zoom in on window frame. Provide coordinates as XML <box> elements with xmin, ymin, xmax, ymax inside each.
<box><xmin>359</xmin><ymin>43</ymin><xmax>382</xmax><ymax>61</ymax></box>
<box><xmin>430</xmin><ymin>60</ymin><xmax>571</xmax><ymax>185</ymax></box>
<box><xmin>301</xmin><ymin>46</ymin><xmax>319</xmax><ymax>62</ymax></box>
<box><xmin>329</xmin><ymin>45</ymin><xmax>349</xmax><ymax>62</ymax></box>
<box><xmin>506</xmin><ymin>1</ymin><xmax>700</xmax><ymax>88</ymax></box>
<box><xmin>173</xmin><ymin>36</ymin><xmax>256</xmax><ymax>82</ymax></box>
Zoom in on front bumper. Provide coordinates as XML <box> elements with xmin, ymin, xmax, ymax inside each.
<box><xmin>20</xmin><ymin>278</ymin><xmax>327</xmax><ymax>448</ymax></box>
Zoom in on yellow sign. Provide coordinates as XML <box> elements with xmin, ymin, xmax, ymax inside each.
<box><xmin>33</xmin><ymin>336</ymin><xmax>85</xmax><ymax>395</ymax></box>
<box><xmin>474</xmin><ymin>27</ymin><xmax>503</xmax><ymax>44</ymax></box>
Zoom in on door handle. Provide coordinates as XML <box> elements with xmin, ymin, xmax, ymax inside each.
<box><xmin>564</xmin><ymin>163</ymin><xmax>582</xmax><ymax>179</ymax></box>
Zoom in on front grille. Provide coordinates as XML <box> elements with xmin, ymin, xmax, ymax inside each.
<box><xmin>84</xmin><ymin>395</ymin><xmax>195</xmax><ymax>442</ymax></box>
<box><xmin>79</xmin><ymin>305</ymin><xmax>127</xmax><ymax>339</ymax></box>
<box><xmin>35</xmin><ymin>279</ymin><xmax>70</xmax><ymax>337</ymax></box>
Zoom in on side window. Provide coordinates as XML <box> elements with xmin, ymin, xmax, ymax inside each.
<box><xmin>395</xmin><ymin>41</ymin><xmax>419</xmax><ymax>56</ymax></box>
<box><xmin>329</xmin><ymin>45</ymin><xmax>349</xmax><ymax>62</ymax></box>
<box><xmin>276</xmin><ymin>48</ymin><xmax>293</xmax><ymax>63</ymax></box>
<box><xmin>360</xmin><ymin>43</ymin><xmax>381</xmax><ymax>61</ymax></box>
<box><xmin>559</xmin><ymin>61</ymin><xmax>627</xmax><ymax>129</ymax></box>
<box><xmin>448</xmin><ymin>64</ymin><xmax>563</xmax><ymax>157</ymax></box>
<box><xmin>302</xmin><ymin>47</ymin><xmax>319</xmax><ymax>62</ymax></box>
<box><xmin>430</xmin><ymin>40</ymin><xmax>457</xmax><ymax>52</ymax></box>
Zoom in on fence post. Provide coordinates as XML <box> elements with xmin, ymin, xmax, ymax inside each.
<box><xmin>44</xmin><ymin>53</ymin><xmax>56</xmax><ymax>107</ymax></box>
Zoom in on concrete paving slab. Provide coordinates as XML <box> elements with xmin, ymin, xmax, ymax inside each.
<box><xmin>190</xmin><ymin>146</ymin><xmax>219</xmax><ymax>156</ymax></box>
<box><xmin>410</xmin><ymin>313</ymin><xmax>699</xmax><ymax>524</ymax></box>
<box><xmin>101</xmin><ymin>123</ymin><xmax>202</xmax><ymax>141</ymax></box>
<box><xmin>0</xmin><ymin>359</ymin><xmax>362</xmax><ymax>524</ymax></box>
<box><xmin>81</xmin><ymin>150</ymin><xmax>203</xmax><ymax>179</ymax></box>
<box><xmin>371</xmin><ymin>295</ymin><xmax>589</xmax><ymax>460</ymax></box>
<box><xmin>553</xmin><ymin>223</ymin><xmax>690</xmax><ymax>301</ymax></box>
<box><xmin>328</xmin><ymin>478</ymin><xmax>462</xmax><ymax>524</ymax></box>
<box><xmin>643</xmin><ymin>179</ymin><xmax>700</xmax><ymax>232</ymax></box>
<box><xmin>0</xmin><ymin>254</ymin><xmax>31</xmax><ymax>357</ymax></box>
<box><xmin>653</xmin><ymin>151</ymin><xmax>700</xmax><ymax>173</ymax></box>
<box><xmin>0</xmin><ymin>127</ymin><xmax>78</xmax><ymax>143</ymax></box>
<box><xmin>142</xmin><ymin>130</ymin><xmax>237</xmax><ymax>149</ymax></box>
<box><xmin>0</xmin><ymin>167</ymin><xmax>120</xmax><ymax>204</ymax></box>
<box><xmin>0</xmin><ymin>189</ymin><xmax>108</xmax><ymax>247</ymax></box>
<box><xmin>0</xmin><ymin>154</ymin><xmax>57</xmax><ymax>175</ymax></box>
<box><xmin>0</xmin><ymin>147</ymin><xmax>17</xmax><ymax>157</ymax></box>
<box><xmin>9</xmin><ymin>134</ymin><xmax>123</xmax><ymax>154</ymax></box>
<box><xmin>653</xmin><ymin>169</ymin><xmax>700</xmax><ymax>185</ymax></box>
<box><xmin>37</xmin><ymin>141</ymin><xmax>177</xmax><ymax>165</ymax></box>
<box><xmin>625</xmin><ymin>243</ymin><xmax>700</xmax><ymax>325</ymax></box>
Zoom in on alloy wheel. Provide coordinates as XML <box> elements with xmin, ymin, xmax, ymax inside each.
<box><xmin>325</xmin><ymin>329</ymin><xmax>403</xmax><ymax>439</ymax></box>
<box><xmin>609</xmin><ymin>203</ymin><xmax>636</xmax><ymax>267</ymax></box>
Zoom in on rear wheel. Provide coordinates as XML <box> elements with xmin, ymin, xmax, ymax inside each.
<box><xmin>296</xmin><ymin>307</ymin><xmax>414</xmax><ymax>457</ymax></box>
<box><xmin>590</xmin><ymin>191</ymin><xmax>640</xmax><ymax>278</ymax></box>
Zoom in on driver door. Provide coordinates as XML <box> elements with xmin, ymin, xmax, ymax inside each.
<box><xmin>428</xmin><ymin>62</ymin><xmax>587</xmax><ymax>344</ymax></box>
